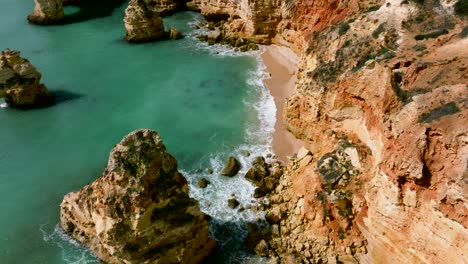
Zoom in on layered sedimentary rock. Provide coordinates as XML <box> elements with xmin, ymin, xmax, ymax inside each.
<box><xmin>256</xmin><ymin>0</ymin><xmax>468</xmax><ymax>263</ymax></box>
<box><xmin>124</xmin><ymin>0</ymin><xmax>166</xmax><ymax>42</ymax></box>
<box><xmin>148</xmin><ymin>0</ymin><xmax>188</xmax><ymax>16</ymax></box>
<box><xmin>27</xmin><ymin>0</ymin><xmax>64</xmax><ymax>25</ymax></box>
<box><xmin>0</xmin><ymin>49</ymin><xmax>54</xmax><ymax>108</ymax></box>
<box><xmin>188</xmin><ymin>0</ymin><xmax>283</xmax><ymax>44</ymax></box>
<box><xmin>60</xmin><ymin>129</ymin><xmax>216</xmax><ymax>263</ymax></box>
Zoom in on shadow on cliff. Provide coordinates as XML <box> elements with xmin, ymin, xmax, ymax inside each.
<box><xmin>61</xmin><ymin>0</ymin><xmax>127</xmax><ymax>24</ymax></box>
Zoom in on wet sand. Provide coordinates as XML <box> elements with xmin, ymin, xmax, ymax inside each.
<box><xmin>261</xmin><ymin>45</ymin><xmax>303</xmax><ymax>162</ymax></box>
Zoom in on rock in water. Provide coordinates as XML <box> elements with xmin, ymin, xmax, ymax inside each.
<box><xmin>227</xmin><ymin>198</ymin><xmax>240</xmax><ymax>209</ymax></box>
<box><xmin>124</xmin><ymin>0</ymin><xmax>166</xmax><ymax>43</ymax></box>
<box><xmin>169</xmin><ymin>27</ymin><xmax>183</xmax><ymax>40</ymax></box>
<box><xmin>198</xmin><ymin>178</ymin><xmax>210</xmax><ymax>188</ymax></box>
<box><xmin>27</xmin><ymin>0</ymin><xmax>64</xmax><ymax>25</ymax></box>
<box><xmin>60</xmin><ymin>129</ymin><xmax>217</xmax><ymax>264</ymax></box>
<box><xmin>0</xmin><ymin>49</ymin><xmax>54</xmax><ymax>108</ymax></box>
<box><xmin>221</xmin><ymin>156</ymin><xmax>241</xmax><ymax>176</ymax></box>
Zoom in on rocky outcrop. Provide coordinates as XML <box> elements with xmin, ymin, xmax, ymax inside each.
<box><xmin>124</xmin><ymin>0</ymin><xmax>166</xmax><ymax>43</ymax></box>
<box><xmin>60</xmin><ymin>129</ymin><xmax>216</xmax><ymax>263</ymax></box>
<box><xmin>27</xmin><ymin>0</ymin><xmax>64</xmax><ymax>25</ymax></box>
<box><xmin>220</xmin><ymin>156</ymin><xmax>240</xmax><ymax>176</ymax></box>
<box><xmin>0</xmin><ymin>49</ymin><xmax>54</xmax><ymax>108</ymax></box>
<box><xmin>188</xmin><ymin>0</ymin><xmax>282</xmax><ymax>44</ymax></box>
<box><xmin>148</xmin><ymin>0</ymin><xmax>187</xmax><ymax>16</ymax></box>
<box><xmin>245</xmin><ymin>157</ymin><xmax>283</xmax><ymax>198</ymax></box>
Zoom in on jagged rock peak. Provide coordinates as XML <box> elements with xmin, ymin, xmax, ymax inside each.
<box><xmin>27</xmin><ymin>0</ymin><xmax>64</xmax><ymax>25</ymax></box>
<box><xmin>124</xmin><ymin>0</ymin><xmax>166</xmax><ymax>43</ymax></box>
<box><xmin>0</xmin><ymin>48</ymin><xmax>54</xmax><ymax>108</ymax></box>
<box><xmin>60</xmin><ymin>129</ymin><xmax>217</xmax><ymax>264</ymax></box>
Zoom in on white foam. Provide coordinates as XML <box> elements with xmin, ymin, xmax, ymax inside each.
<box><xmin>182</xmin><ymin>34</ymin><xmax>277</xmax><ymax>223</ymax></box>
<box><xmin>0</xmin><ymin>101</ymin><xmax>7</xmax><ymax>108</ymax></box>
<box><xmin>185</xmin><ymin>16</ymin><xmax>263</xmax><ymax>58</ymax></box>
<box><xmin>40</xmin><ymin>223</ymin><xmax>99</xmax><ymax>264</ymax></box>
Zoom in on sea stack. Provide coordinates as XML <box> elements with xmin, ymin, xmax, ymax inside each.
<box><xmin>124</xmin><ymin>0</ymin><xmax>166</xmax><ymax>43</ymax></box>
<box><xmin>27</xmin><ymin>0</ymin><xmax>64</xmax><ymax>25</ymax></box>
<box><xmin>60</xmin><ymin>129</ymin><xmax>217</xmax><ymax>263</ymax></box>
<box><xmin>0</xmin><ymin>49</ymin><xmax>54</xmax><ymax>108</ymax></box>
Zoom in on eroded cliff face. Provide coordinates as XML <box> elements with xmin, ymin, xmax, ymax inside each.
<box><xmin>27</xmin><ymin>0</ymin><xmax>64</xmax><ymax>25</ymax></box>
<box><xmin>260</xmin><ymin>0</ymin><xmax>467</xmax><ymax>263</ymax></box>
<box><xmin>124</xmin><ymin>0</ymin><xmax>166</xmax><ymax>42</ymax></box>
<box><xmin>187</xmin><ymin>0</ymin><xmax>283</xmax><ymax>44</ymax></box>
<box><xmin>60</xmin><ymin>129</ymin><xmax>216</xmax><ymax>263</ymax></box>
<box><xmin>0</xmin><ymin>49</ymin><xmax>54</xmax><ymax>108</ymax></box>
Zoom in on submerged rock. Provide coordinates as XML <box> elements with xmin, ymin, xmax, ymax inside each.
<box><xmin>27</xmin><ymin>0</ymin><xmax>64</xmax><ymax>25</ymax></box>
<box><xmin>0</xmin><ymin>49</ymin><xmax>54</xmax><ymax>108</ymax></box>
<box><xmin>60</xmin><ymin>129</ymin><xmax>216</xmax><ymax>264</ymax></box>
<box><xmin>221</xmin><ymin>156</ymin><xmax>241</xmax><ymax>176</ymax></box>
<box><xmin>124</xmin><ymin>0</ymin><xmax>166</xmax><ymax>43</ymax></box>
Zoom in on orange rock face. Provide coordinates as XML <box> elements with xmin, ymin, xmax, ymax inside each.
<box><xmin>60</xmin><ymin>129</ymin><xmax>216</xmax><ymax>263</ymax></box>
<box><xmin>260</xmin><ymin>0</ymin><xmax>468</xmax><ymax>263</ymax></box>
<box><xmin>0</xmin><ymin>49</ymin><xmax>54</xmax><ymax>108</ymax></box>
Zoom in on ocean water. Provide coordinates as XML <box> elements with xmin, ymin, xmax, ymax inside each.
<box><xmin>0</xmin><ymin>1</ymin><xmax>275</xmax><ymax>263</ymax></box>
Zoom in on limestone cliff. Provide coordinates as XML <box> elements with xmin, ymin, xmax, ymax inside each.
<box><xmin>258</xmin><ymin>0</ymin><xmax>468</xmax><ymax>263</ymax></box>
<box><xmin>60</xmin><ymin>129</ymin><xmax>216</xmax><ymax>263</ymax></box>
<box><xmin>188</xmin><ymin>0</ymin><xmax>283</xmax><ymax>44</ymax></box>
<box><xmin>0</xmin><ymin>49</ymin><xmax>54</xmax><ymax>108</ymax></box>
<box><xmin>148</xmin><ymin>0</ymin><xmax>188</xmax><ymax>16</ymax></box>
<box><xmin>124</xmin><ymin>0</ymin><xmax>166</xmax><ymax>43</ymax></box>
<box><xmin>27</xmin><ymin>0</ymin><xmax>64</xmax><ymax>25</ymax></box>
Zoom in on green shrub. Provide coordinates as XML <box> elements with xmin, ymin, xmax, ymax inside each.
<box><xmin>415</xmin><ymin>29</ymin><xmax>449</xmax><ymax>40</ymax></box>
<box><xmin>454</xmin><ymin>0</ymin><xmax>468</xmax><ymax>16</ymax></box>
<box><xmin>338</xmin><ymin>23</ymin><xmax>350</xmax><ymax>35</ymax></box>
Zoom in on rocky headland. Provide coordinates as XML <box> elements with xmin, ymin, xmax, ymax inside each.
<box><xmin>251</xmin><ymin>0</ymin><xmax>467</xmax><ymax>263</ymax></box>
<box><xmin>0</xmin><ymin>48</ymin><xmax>54</xmax><ymax>108</ymax></box>
<box><xmin>60</xmin><ymin>129</ymin><xmax>217</xmax><ymax>263</ymax></box>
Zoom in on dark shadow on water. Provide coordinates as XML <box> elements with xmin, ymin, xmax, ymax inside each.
<box><xmin>53</xmin><ymin>89</ymin><xmax>84</xmax><ymax>105</ymax></box>
<box><xmin>204</xmin><ymin>219</ymin><xmax>271</xmax><ymax>264</ymax></box>
<box><xmin>61</xmin><ymin>0</ymin><xmax>127</xmax><ymax>24</ymax></box>
<box><xmin>2</xmin><ymin>89</ymin><xmax>83</xmax><ymax>111</ymax></box>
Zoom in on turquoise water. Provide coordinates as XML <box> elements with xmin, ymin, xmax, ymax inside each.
<box><xmin>0</xmin><ymin>1</ymin><xmax>274</xmax><ymax>263</ymax></box>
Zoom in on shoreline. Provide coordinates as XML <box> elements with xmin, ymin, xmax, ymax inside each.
<box><xmin>260</xmin><ymin>45</ymin><xmax>303</xmax><ymax>162</ymax></box>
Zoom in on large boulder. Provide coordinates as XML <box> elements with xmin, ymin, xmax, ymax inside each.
<box><xmin>124</xmin><ymin>0</ymin><xmax>166</xmax><ymax>43</ymax></box>
<box><xmin>0</xmin><ymin>49</ymin><xmax>54</xmax><ymax>108</ymax></box>
<box><xmin>27</xmin><ymin>0</ymin><xmax>64</xmax><ymax>25</ymax></box>
<box><xmin>221</xmin><ymin>156</ymin><xmax>241</xmax><ymax>176</ymax></box>
<box><xmin>60</xmin><ymin>129</ymin><xmax>216</xmax><ymax>264</ymax></box>
<box><xmin>245</xmin><ymin>157</ymin><xmax>269</xmax><ymax>186</ymax></box>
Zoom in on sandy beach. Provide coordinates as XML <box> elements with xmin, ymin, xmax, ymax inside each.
<box><xmin>261</xmin><ymin>45</ymin><xmax>303</xmax><ymax>162</ymax></box>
